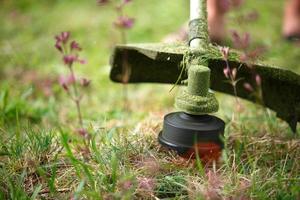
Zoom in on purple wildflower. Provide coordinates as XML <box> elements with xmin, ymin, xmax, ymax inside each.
<box><xmin>55</xmin><ymin>42</ymin><xmax>63</xmax><ymax>52</ymax></box>
<box><xmin>54</xmin><ymin>32</ymin><xmax>71</xmax><ymax>53</ymax></box>
<box><xmin>255</xmin><ymin>74</ymin><xmax>262</xmax><ymax>86</ymax></box>
<box><xmin>223</xmin><ymin>67</ymin><xmax>231</xmax><ymax>79</ymax></box>
<box><xmin>70</xmin><ymin>41</ymin><xmax>82</xmax><ymax>51</ymax></box>
<box><xmin>54</xmin><ymin>31</ymin><xmax>90</xmax><ymax>136</ymax></box>
<box><xmin>220</xmin><ymin>46</ymin><xmax>230</xmax><ymax>60</ymax></box>
<box><xmin>114</xmin><ymin>16</ymin><xmax>135</xmax><ymax>29</ymax></box>
<box><xmin>243</xmin><ymin>82</ymin><xmax>254</xmax><ymax>92</ymax></box>
<box><xmin>63</xmin><ymin>55</ymin><xmax>86</xmax><ymax>66</ymax></box>
<box><xmin>55</xmin><ymin>32</ymin><xmax>70</xmax><ymax>44</ymax></box>
<box><xmin>63</xmin><ymin>55</ymin><xmax>78</xmax><ymax>65</ymax></box>
<box><xmin>58</xmin><ymin>74</ymin><xmax>75</xmax><ymax>91</ymax></box>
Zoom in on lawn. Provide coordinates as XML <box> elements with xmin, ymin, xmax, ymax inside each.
<box><xmin>0</xmin><ymin>0</ymin><xmax>299</xmax><ymax>199</ymax></box>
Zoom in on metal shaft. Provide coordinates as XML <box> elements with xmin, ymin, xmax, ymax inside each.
<box><xmin>189</xmin><ymin>0</ymin><xmax>207</xmax><ymax>49</ymax></box>
<box><xmin>190</xmin><ymin>0</ymin><xmax>202</xmax><ymax>20</ymax></box>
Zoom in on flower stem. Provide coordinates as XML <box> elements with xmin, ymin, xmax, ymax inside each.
<box><xmin>75</xmin><ymin>98</ymin><xmax>83</xmax><ymax>128</ymax></box>
<box><xmin>69</xmin><ymin>64</ymin><xmax>83</xmax><ymax>127</ymax></box>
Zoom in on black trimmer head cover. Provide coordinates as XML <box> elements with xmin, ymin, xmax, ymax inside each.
<box><xmin>158</xmin><ymin>112</ymin><xmax>225</xmax><ymax>161</ymax></box>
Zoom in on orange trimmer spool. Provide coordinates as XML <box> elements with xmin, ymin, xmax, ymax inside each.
<box><xmin>158</xmin><ymin>112</ymin><xmax>225</xmax><ymax>162</ymax></box>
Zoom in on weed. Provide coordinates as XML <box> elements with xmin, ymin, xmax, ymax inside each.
<box><xmin>55</xmin><ymin>32</ymin><xmax>91</xmax><ymax>137</ymax></box>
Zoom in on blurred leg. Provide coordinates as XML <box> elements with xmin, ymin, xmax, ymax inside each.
<box><xmin>207</xmin><ymin>0</ymin><xmax>229</xmax><ymax>43</ymax></box>
<box><xmin>283</xmin><ymin>0</ymin><xmax>300</xmax><ymax>40</ymax></box>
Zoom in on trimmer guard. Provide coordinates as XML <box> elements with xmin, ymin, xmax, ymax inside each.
<box><xmin>110</xmin><ymin>43</ymin><xmax>300</xmax><ymax>131</ymax></box>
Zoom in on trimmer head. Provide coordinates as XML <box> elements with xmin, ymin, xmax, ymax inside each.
<box><xmin>158</xmin><ymin>112</ymin><xmax>225</xmax><ymax>161</ymax></box>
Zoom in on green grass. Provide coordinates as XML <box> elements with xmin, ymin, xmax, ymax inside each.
<box><xmin>0</xmin><ymin>0</ymin><xmax>300</xmax><ymax>199</ymax></box>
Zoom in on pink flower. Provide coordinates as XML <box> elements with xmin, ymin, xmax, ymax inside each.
<box><xmin>55</xmin><ymin>42</ymin><xmax>63</xmax><ymax>52</ymax></box>
<box><xmin>114</xmin><ymin>16</ymin><xmax>135</xmax><ymax>29</ymax></box>
<box><xmin>63</xmin><ymin>55</ymin><xmax>86</xmax><ymax>66</ymax></box>
<box><xmin>70</xmin><ymin>41</ymin><xmax>82</xmax><ymax>51</ymax></box>
<box><xmin>220</xmin><ymin>46</ymin><xmax>230</xmax><ymax>60</ymax></box>
<box><xmin>223</xmin><ymin>67</ymin><xmax>231</xmax><ymax>79</ymax></box>
<box><xmin>80</xmin><ymin>78</ymin><xmax>91</xmax><ymax>87</ymax></box>
<box><xmin>55</xmin><ymin>32</ymin><xmax>70</xmax><ymax>44</ymax></box>
<box><xmin>243</xmin><ymin>82</ymin><xmax>254</xmax><ymax>92</ymax></box>
<box><xmin>255</xmin><ymin>74</ymin><xmax>261</xmax><ymax>86</ymax></box>
<box><xmin>59</xmin><ymin>74</ymin><xmax>75</xmax><ymax>91</ymax></box>
<box><xmin>54</xmin><ymin>32</ymin><xmax>84</xmax><ymax>56</ymax></box>
<box><xmin>63</xmin><ymin>55</ymin><xmax>78</xmax><ymax>66</ymax></box>
<box><xmin>55</xmin><ymin>32</ymin><xmax>71</xmax><ymax>53</ymax></box>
